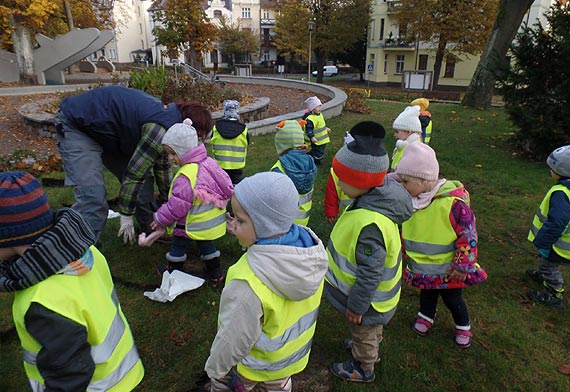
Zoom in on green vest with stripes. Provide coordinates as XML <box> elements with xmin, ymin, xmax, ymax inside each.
<box><xmin>304</xmin><ymin>113</ymin><xmax>330</xmax><ymax>146</ymax></box>
<box><xmin>330</xmin><ymin>168</ymin><xmax>353</xmax><ymax>214</ymax></box>
<box><xmin>13</xmin><ymin>246</ymin><xmax>144</xmax><ymax>392</ymax></box>
<box><xmin>528</xmin><ymin>184</ymin><xmax>570</xmax><ymax>259</ymax></box>
<box><xmin>325</xmin><ymin>208</ymin><xmax>402</xmax><ymax>314</ymax></box>
<box><xmin>167</xmin><ymin>163</ymin><xmax>227</xmax><ymax>240</ymax></box>
<box><xmin>271</xmin><ymin>160</ymin><xmax>313</xmax><ymax>226</ymax></box>
<box><xmin>211</xmin><ymin>126</ymin><xmax>248</xmax><ymax>170</ymax></box>
<box><xmin>227</xmin><ymin>254</ymin><xmax>324</xmax><ymax>382</ymax></box>
<box><xmin>402</xmin><ymin>181</ymin><xmax>462</xmax><ymax>275</ymax></box>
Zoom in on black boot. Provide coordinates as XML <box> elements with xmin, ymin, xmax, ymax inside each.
<box><xmin>203</xmin><ymin>257</ymin><xmax>224</xmax><ymax>285</ymax></box>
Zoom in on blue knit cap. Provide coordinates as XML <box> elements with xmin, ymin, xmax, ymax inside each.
<box><xmin>0</xmin><ymin>171</ymin><xmax>54</xmax><ymax>247</ymax></box>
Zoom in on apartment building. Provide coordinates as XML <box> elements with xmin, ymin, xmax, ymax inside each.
<box><xmin>365</xmin><ymin>0</ymin><xmax>555</xmax><ymax>90</ymax></box>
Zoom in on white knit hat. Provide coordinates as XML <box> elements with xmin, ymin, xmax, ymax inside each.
<box><xmin>304</xmin><ymin>96</ymin><xmax>322</xmax><ymax>112</ymax></box>
<box><xmin>162</xmin><ymin>118</ymin><xmax>199</xmax><ymax>158</ymax></box>
<box><xmin>392</xmin><ymin>105</ymin><xmax>422</xmax><ymax>133</ymax></box>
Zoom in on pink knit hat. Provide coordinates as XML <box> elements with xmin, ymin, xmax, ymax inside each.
<box><xmin>395</xmin><ymin>143</ymin><xmax>439</xmax><ymax>181</ymax></box>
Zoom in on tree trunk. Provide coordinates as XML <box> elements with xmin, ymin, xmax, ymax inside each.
<box><xmin>315</xmin><ymin>49</ymin><xmax>325</xmax><ymax>84</ymax></box>
<box><xmin>432</xmin><ymin>37</ymin><xmax>447</xmax><ymax>91</ymax></box>
<box><xmin>8</xmin><ymin>15</ymin><xmax>36</xmax><ymax>84</ymax></box>
<box><xmin>462</xmin><ymin>0</ymin><xmax>534</xmax><ymax>108</ymax></box>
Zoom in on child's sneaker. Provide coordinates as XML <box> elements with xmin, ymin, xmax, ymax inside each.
<box><xmin>528</xmin><ymin>287</ymin><xmax>564</xmax><ymax>309</ymax></box>
<box><xmin>331</xmin><ymin>359</ymin><xmax>375</xmax><ymax>383</ymax></box>
<box><xmin>412</xmin><ymin>316</ymin><xmax>433</xmax><ymax>336</ymax></box>
<box><xmin>454</xmin><ymin>329</ymin><xmax>473</xmax><ymax>349</ymax></box>
<box><xmin>341</xmin><ymin>339</ymin><xmax>381</xmax><ymax>363</ymax></box>
<box><xmin>526</xmin><ymin>269</ymin><xmax>544</xmax><ymax>284</ymax></box>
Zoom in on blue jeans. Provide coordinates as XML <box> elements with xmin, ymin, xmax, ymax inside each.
<box><xmin>169</xmin><ymin>235</ymin><xmax>218</xmax><ymax>260</ymax></box>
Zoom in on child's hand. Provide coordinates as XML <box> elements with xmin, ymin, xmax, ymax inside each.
<box><xmin>150</xmin><ymin>220</ymin><xmax>159</xmax><ymax>231</ymax></box>
<box><xmin>310</xmin><ymin>136</ymin><xmax>318</xmax><ymax>144</ymax></box>
<box><xmin>326</xmin><ymin>127</ymin><xmax>331</xmax><ymax>133</ymax></box>
<box><xmin>226</xmin><ymin>212</ymin><xmax>237</xmax><ymax>236</ymax></box>
<box><xmin>345</xmin><ymin>308</ymin><xmax>362</xmax><ymax>325</ymax></box>
<box><xmin>446</xmin><ymin>266</ymin><xmax>467</xmax><ymax>282</ymax></box>
<box><xmin>327</xmin><ymin>216</ymin><xmax>337</xmax><ymax>224</ymax></box>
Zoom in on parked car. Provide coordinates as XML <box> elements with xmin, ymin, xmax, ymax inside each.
<box><xmin>312</xmin><ymin>65</ymin><xmax>339</xmax><ymax>77</ymax></box>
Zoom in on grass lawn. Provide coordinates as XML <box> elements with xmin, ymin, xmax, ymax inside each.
<box><xmin>1</xmin><ymin>99</ymin><xmax>569</xmax><ymax>391</ymax></box>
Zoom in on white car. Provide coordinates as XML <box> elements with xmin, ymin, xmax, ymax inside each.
<box><xmin>312</xmin><ymin>65</ymin><xmax>339</xmax><ymax>77</ymax></box>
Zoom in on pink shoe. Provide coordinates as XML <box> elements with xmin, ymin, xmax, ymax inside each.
<box><xmin>454</xmin><ymin>329</ymin><xmax>473</xmax><ymax>349</ymax></box>
<box><xmin>412</xmin><ymin>317</ymin><xmax>433</xmax><ymax>337</ymax></box>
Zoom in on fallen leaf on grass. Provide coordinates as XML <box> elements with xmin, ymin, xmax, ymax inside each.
<box><xmin>558</xmin><ymin>364</ymin><xmax>570</xmax><ymax>375</ymax></box>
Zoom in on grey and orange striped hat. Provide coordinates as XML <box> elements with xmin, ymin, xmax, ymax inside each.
<box><xmin>0</xmin><ymin>171</ymin><xmax>54</xmax><ymax>247</ymax></box>
<box><xmin>332</xmin><ymin>121</ymin><xmax>389</xmax><ymax>189</ymax></box>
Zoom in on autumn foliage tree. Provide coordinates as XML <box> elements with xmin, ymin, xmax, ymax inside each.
<box><xmin>216</xmin><ymin>16</ymin><xmax>259</xmax><ymax>66</ymax></box>
<box><xmin>394</xmin><ymin>0</ymin><xmax>498</xmax><ymax>90</ymax></box>
<box><xmin>151</xmin><ymin>0</ymin><xmax>217</xmax><ymax>69</ymax></box>
<box><xmin>274</xmin><ymin>0</ymin><xmax>371</xmax><ymax>83</ymax></box>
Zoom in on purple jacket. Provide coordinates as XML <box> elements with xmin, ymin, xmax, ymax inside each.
<box><xmin>154</xmin><ymin>144</ymin><xmax>234</xmax><ymax>237</ymax></box>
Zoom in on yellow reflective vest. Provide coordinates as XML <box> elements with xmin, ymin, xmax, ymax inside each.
<box><xmin>271</xmin><ymin>160</ymin><xmax>312</xmax><ymax>226</ymax></box>
<box><xmin>13</xmin><ymin>246</ymin><xmax>144</xmax><ymax>392</ymax></box>
<box><xmin>528</xmin><ymin>184</ymin><xmax>570</xmax><ymax>259</ymax></box>
<box><xmin>167</xmin><ymin>163</ymin><xmax>227</xmax><ymax>240</ymax></box>
<box><xmin>330</xmin><ymin>168</ymin><xmax>353</xmax><ymax>214</ymax></box>
<box><xmin>325</xmin><ymin>208</ymin><xmax>402</xmax><ymax>314</ymax></box>
<box><xmin>211</xmin><ymin>126</ymin><xmax>248</xmax><ymax>170</ymax></box>
<box><xmin>304</xmin><ymin>113</ymin><xmax>330</xmax><ymax>146</ymax></box>
<box><xmin>227</xmin><ymin>254</ymin><xmax>323</xmax><ymax>382</ymax></box>
<box><xmin>424</xmin><ymin>120</ymin><xmax>433</xmax><ymax>145</ymax></box>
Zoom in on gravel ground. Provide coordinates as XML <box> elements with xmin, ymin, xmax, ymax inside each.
<box><xmin>0</xmin><ymin>84</ymin><xmax>329</xmax><ymax>158</ymax></box>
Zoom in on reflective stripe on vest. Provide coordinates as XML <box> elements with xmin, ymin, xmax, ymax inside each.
<box><xmin>325</xmin><ymin>208</ymin><xmax>402</xmax><ymax>313</ymax></box>
<box><xmin>305</xmin><ymin>114</ymin><xmax>329</xmax><ymax>145</ymax></box>
<box><xmin>13</xmin><ymin>247</ymin><xmax>144</xmax><ymax>392</ymax></box>
<box><xmin>528</xmin><ymin>184</ymin><xmax>570</xmax><ymax>258</ymax></box>
<box><xmin>402</xmin><ymin>183</ymin><xmax>460</xmax><ymax>275</ymax></box>
<box><xmin>211</xmin><ymin>126</ymin><xmax>248</xmax><ymax>169</ymax></box>
<box><xmin>227</xmin><ymin>254</ymin><xmax>323</xmax><ymax>381</ymax></box>
<box><xmin>168</xmin><ymin>163</ymin><xmax>226</xmax><ymax>240</ymax></box>
<box><xmin>271</xmin><ymin>161</ymin><xmax>313</xmax><ymax>226</ymax></box>
<box><xmin>331</xmin><ymin>168</ymin><xmax>353</xmax><ymax>214</ymax></box>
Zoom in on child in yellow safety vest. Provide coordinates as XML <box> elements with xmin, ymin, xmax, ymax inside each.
<box><xmin>271</xmin><ymin>120</ymin><xmax>317</xmax><ymax>226</ymax></box>
<box><xmin>394</xmin><ymin>143</ymin><xmax>487</xmax><ymax>349</ymax></box>
<box><xmin>0</xmin><ymin>171</ymin><xmax>144</xmax><ymax>391</ymax></box>
<box><xmin>302</xmin><ymin>96</ymin><xmax>331</xmax><ymax>165</ymax></box>
<box><xmin>411</xmin><ymin>97</ymin><xmax>433</xmax><ymax>145</ymax></box>
<box><xmin>390</xmin><ymin>105</ymin><xmax>423</xmax><ymax>171</ymax></box>
<box><xmin>149</xmin><ymin>119</ymin><xmax>234</xmax><ymax>284</ymax></box>
<box><xmin>205</xmin><ymin>172</ymin><xmax>328</xmax><ymax>391</ymax></box>
<box><xmin>325</xmin><ymin>121</ymin><xmax>413</xmax><ymax>383</ymax></box>
<box><xmin>526</xmin><ymin>145</ymin><xmax>570</xmax><ymax>309</ymax></box>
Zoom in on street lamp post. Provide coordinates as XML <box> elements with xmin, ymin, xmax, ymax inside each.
<box><xmin>307</xmin><ymin>20</ymin><xmax>314</xmax><ymax>81</ymax></box>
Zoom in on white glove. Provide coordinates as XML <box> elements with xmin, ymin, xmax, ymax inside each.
<box><xmin>118</xmin><ymin>214</ymin><xmax>135</xmax><ymax>245</ymax></box>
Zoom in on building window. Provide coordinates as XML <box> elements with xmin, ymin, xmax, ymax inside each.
<box><xmin>379</xmin><ymin>18</ymin><xmax>385</xmax><ymax>40</ymax></box>
<box><xmin>141</xmin><ymin>40</ymin><xmax>144</xmax><ymax>49</ymax></box>
<box><xmin>108</xmin><ymin>48</ymin><xmax>116</xmax><ymax>60</ymax></box>
<box><xmin>263</xmin><ymin>9</ymin><xmax>270</xmax><ymax>19</ymax></box>
<box><xmin>370</xmin><ymin>19</ymin><xmax>375</xmax><ymax>41</ymax></box>
<box><xmin>384</xmin><ymin>54</ymin><xmax>388</xmax><ymax>73</ymax></box>
<box><xmin>242</xmin><ymin>7</ymin><xmax>251</xmax><ymax>18</ymax></box>
<box><xmin>370</xmin><ymin>53</ymin><xmax>375</xmax><ymax>69</ymax></box>
<box><xmin>418</xmin><ymin>54</ymin><xmax>428</xmax><ymax>70</ymax></box>
<box><xmin>395</xmin><ymin>55</ymin><xmax>405</xmax><ymax>74</ymax></box>
<box><xmin>444</xmin><ymin>55</ymin><xmax>456</xmax><ymax>78</ymax></box>
<box><xmin>210</xmin><ymin>50</ymin><xmax>218</xmax><ymax>63</ymax></box>
<box><xmin>139</xmin><ymin>23</ymin><xmax>143</xmax><ymax>34</ymax></box>
<box><xmin>262</xmin><ymin>50</ymin><xmax>270</xmax><ymax>61</ymax></box>
<box><xmin>214</xmin><ymin>10</ymin><xmax>222</xmax><ymax>18</ymax></box>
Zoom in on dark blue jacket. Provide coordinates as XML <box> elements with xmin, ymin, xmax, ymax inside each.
<box><xmin>60</xmin><ymin>86</ymin><xmax>181</xmax><ymax>155</ymax></box>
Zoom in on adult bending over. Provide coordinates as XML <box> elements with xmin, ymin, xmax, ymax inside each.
<box><xmin>54</xmin><ymin>85</ymin><xmax>213</xmax><ymax>244</ymax></box>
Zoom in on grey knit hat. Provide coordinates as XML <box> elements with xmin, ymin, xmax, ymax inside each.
<box><xmin>332</xmin><ymin>121</ymin><xmax>389</xmax><ymax>188</ymax></box>
<box><xmin>547</xmin><ymin>145</ymin><xmax>570</xmax><ymax>178</ymax></box>
<box><xmin>223</xmin><ymin>99</ymin><xmax>240</xmax><ymax>120</ymax></box>
<box><xmin>162</xmin><ymin>118</ymin><xmax>198</xmax><ymax>158</ymax></box>
<box><xmin>393</xmin><ymin>105</ymin><xmax>422</xmax><ymax>133</ymax></box>
<box><xmin>234</xmin><ymin>172</ymin><xmax>299</xmax><ymax>239</ymax></box>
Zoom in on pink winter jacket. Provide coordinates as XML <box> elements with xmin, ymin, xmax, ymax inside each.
<box><xmin>153</xmin><ymin>143</ymin><xmax>234</xmax><ymax>238</ymax></box>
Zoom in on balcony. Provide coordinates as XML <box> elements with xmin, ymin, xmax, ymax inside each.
<box><xmin>260</xmin><ymin>19</ymin><xmax>276</xmax><ymax>26</ymax></box>
<box><xmin>383</xmin><ymin>38</ymin><xmax>415</xmax><ymax>50</ymax></box>
<box><xmin>387</xmin><ymin>0</ymin><xmax>401</xmax><ymax>13</ymax></box>
<box><xmin>262</xmin><ymin>35</ymin><xmax>275</xmax><ymax>47</ymax></box>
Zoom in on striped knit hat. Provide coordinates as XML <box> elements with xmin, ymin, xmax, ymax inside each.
<box><xmin>0</xmin><ymin>171</ymin><xmax>54</xmax><ymax>247</ymax></box>
<box><xmin>332</xmin><ymin>121</ymin><xmax>389</xmax><ymax>188</ymax></box>
<box><xmin>275</xmin><ymin>120</ymin><xmax>306</xmax><ymax>155</ymax></box>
